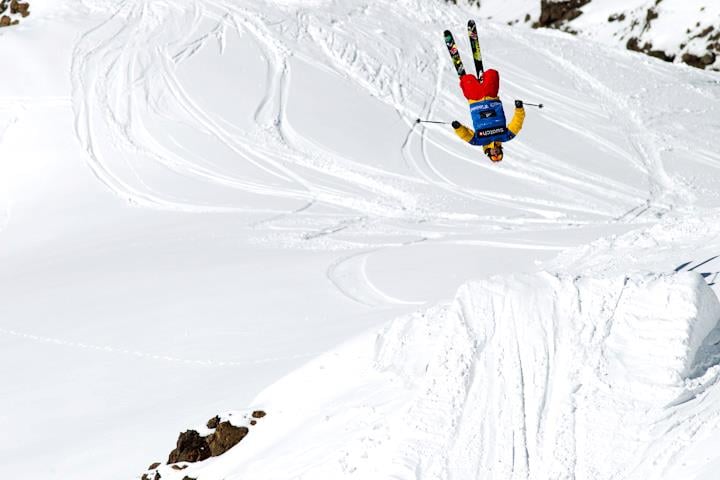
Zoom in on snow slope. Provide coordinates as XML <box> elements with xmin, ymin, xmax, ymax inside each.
<box><xmin>159</xmin><ymin>271</ymin><xmax>720</xmax><ymax>480</ymax></box>
<box><xmin>1</xmin><ymin>0</ymin><xmax>720</xmax><ymax>479</ymax></box>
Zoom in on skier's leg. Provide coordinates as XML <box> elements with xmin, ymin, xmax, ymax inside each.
<box><xmin>459</xmin><ymin>74</ymin><xmax>484</xmax><ymax>100</ymax></box>
<box><xmin>478</xmin><ymin>69</ymin><xmax>499</xmax><ymax>97</ymax></box>
<box><xmin>460</xmin><ymin>69</ymin><xmax>499</xmax><ymax>100</ymax></box>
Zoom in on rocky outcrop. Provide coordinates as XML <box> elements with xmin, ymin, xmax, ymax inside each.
<box><xmin>0</xmin><ymin>0</ymin><xmax>29</xmax><ymax>28</ymax></box>
<box><xmin>0</xmin><ymin>15</ymin><xmax>17</xmax><ymax>27</ymax></box>
<box><xmin>139</xmin><ymin>411</ymin><xmax>267</xmax><ymax>477</ymax></box>
<box><xmin>168</xmin><ymin>430</ymin><xmax>212</xmax><ymax>464</ymax></box>
<box><xmin>682</xmin><ymin>51</ymin><xmax>717</xmax><ymax>69</ymax></box>
<box><xmin>206</xmin><ymin>415</ymin><xmax>220</xmax><ymax>429</ymax></box>
<box><xmin>166</xmin><ymin>418</ymin><xmax>251</xmax><ymax>462</ymax></box>
<box><xmin>10</xmin><ymin>0</ymin><xmax>29</xmax><ymax>16</ymax></box>
<box><xmin>533</xmin><ymin>0</ymin><xmax>590</xmax><ymax>30</ymax></box>
<box><xmin>208</xmin><ymin>422</ymin><xmax>249</xmax><ymax>457</ymax></box>
<box><xmin>626</xmin><ymin>37</ymin><xmax>675</xmax><ymax>62</ymax></box>
<box><xmin>530</xmin><ymin>0</ymin><xmax>719</xmax><ymax>71</ymax></box>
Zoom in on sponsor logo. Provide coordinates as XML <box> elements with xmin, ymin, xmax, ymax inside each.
<box><xmin>476</xmin><ymin>127</ymin><xmax>506</xmax><ymax>137</ymax></box>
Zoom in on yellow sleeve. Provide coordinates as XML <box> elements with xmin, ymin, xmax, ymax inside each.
<box><xmin>453</xmin><ymin>123</ymin><xmax>475</xmax><ymax>143</ymax></box>
<box><xmin>507</xmin><ymin>107</ymin><xmax>526</xmax><ymax>136</ymax></box>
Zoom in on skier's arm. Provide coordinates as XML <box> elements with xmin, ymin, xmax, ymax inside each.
<box><xmin>507</xmin><ymin>102</ymin><xmax>526</xmax><ymax>136</ymax></box>
<box><xmin>452</xmin><ymin>120</ymin><xmax>475</xmax><ymax>143</ymax></box>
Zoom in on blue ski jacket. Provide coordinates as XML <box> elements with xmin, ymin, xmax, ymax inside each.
<box><xmin>454</xmin><ymin>98</ymin><xmax>525</xmax><ymax>147</ymax></box>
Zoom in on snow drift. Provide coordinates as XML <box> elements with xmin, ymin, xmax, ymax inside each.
<box><xmin>158</xmin><ymin>271</ymin><xmax>720</xmax><ymax>480</ymax></box>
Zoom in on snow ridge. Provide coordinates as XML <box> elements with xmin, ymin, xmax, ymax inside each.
<box><xmin>372</xmin><ymin>272</ymin><xmax>720</xmax><ymax>479</ymax></box>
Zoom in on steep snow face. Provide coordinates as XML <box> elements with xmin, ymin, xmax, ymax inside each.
<box><xmin>153</xmin><ymin>271</ymin><xmax>720</xmax><ymax>480</ymax></box>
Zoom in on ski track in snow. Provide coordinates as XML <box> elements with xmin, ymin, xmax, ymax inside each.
<box><xmin>64</xmin><ymin>0</ymin><xmax>707</xmax><ymax>311</ymax></box>
<box><xmin>28</xmin><ymin>1</ymin><xmax>720</xmax><ymax>478</ymax></box>
<box><xmin>0</xmin><ymin>327</ymin><xmax>319</xmax><ymax>367</ymax></box>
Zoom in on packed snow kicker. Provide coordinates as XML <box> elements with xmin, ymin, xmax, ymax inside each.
<box><xmin>2</xmin><ymin>1</ymin><xmax>720</xmax><ymax>480</ymax></box>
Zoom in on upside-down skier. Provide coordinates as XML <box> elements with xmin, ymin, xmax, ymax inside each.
<box><xmin>451</xmin><ymin>70</ymin><xmax>525</xmax><ymax>163</ymax></box>
<box><xmin>445</xmin><ymin>22</ymin><xmax>528</xmax><ymax>163</ymax></box>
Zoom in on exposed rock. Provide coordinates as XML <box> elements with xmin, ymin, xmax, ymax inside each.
<box><xmin>206</xmin><ymin>415</ymin><xmax>220</xmax><ymax>429</ymax></box>
<box><xmin>168</xmin><ymin>430</ymin><xmax>211</xmax><ymax>464</ymax></box>
<box><xmin>533</xmin><ymin>0</ymin><xmax>590</xmax><ymax>29</ymax></box>
<box><xmin>0</xmin><ymin>14</ymin><xmax>17</xmax><ymax>26</ymax></box>
<box><xmin>148</xmin><ymin>462</ymin><xmax>161</xmax><ymax>470</ymax></box>
<box><xmin>682</xmin><ymin>52</ymin><xmax>716</xmax><ymax>69</ymax></box>
<box><xmin>695</xmin><ymin>26</ymin><xmax>713</xmax><ymax>39</ymax></box>
<box><xmin>207</xmin><ymin>421</ymin><xmax>249</xmax><ymax>457</ymax></box>
<box><xmin>531</xmin><ymin>1</ymin><xmax>715</xmax><ymax>71</ymax></box>
<box><xmin>171</xmin><ymin>464</ymin><xmax>188</xmax><ymax>470</ymax></box>
<box><xmin>251</xmin><ymin>410</ymin><xmax>267</xmax><ymax>419</ymax></box>
<box><xmin>644</xmin><ymin>7</ymin><xmax>658</xmax><ymax>28</ymax></box>
<box><xmin>182</xmin><ymin>477</ymin><xmax>197</xmax><ymax>480</ymax></box>
<box><xmin>0</xmin><ymin>0</ymin><xmax>28</xmax><ymax>26</ymax></box>
<box><xmin>250</xmin><ymin>420</ymin><xmax>257</xmax><ymax>426</ymax></box>
<box><xmin>626</xmin><ymin>37</ymin><xmax>674</xmax><ymax>62</ymax></box>
<box><xmin>10</xmin><ymin>0</ymin><xmax>29</xmax><ymax>17</ymax></box>
<box><xmin>141</xmin><ymin>473</ymin><xmax>161</xmax><ymax>480</ymax></box>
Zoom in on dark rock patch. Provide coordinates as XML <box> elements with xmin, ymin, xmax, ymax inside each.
<box><xmin>10</xmin><ymin>0</ymin><xmax>29</xmax><ymax>17</ymax></box>
<box><xmin>251</xmin><ymin>410</ymin><xmax>267</xmax><ymax>419</ymax></box>
<box><xmin>533</xmin><ymin>0</ymin><xmax>590</xmax><ymax>29</ymax></box>
<box><xmin>626</xmin><ymin>37</ymin><xmax>675</xmax><ymax>62</ymax></box>
<box><xmin>168</xmin><ymin>430</ymin><xmax>211</xmax><ymax>464</ymax></box>
<box><xmin>208</xmin><ymin>421</ymin><xmax>249</xmax><ymax>457</ymax></box>
<box><xmin>682</xmin><ymin>52</ymin><xmax>716</xmax><ymax>69</ymax></box>
<box><xmin>148</xmin><ymin>462</ymin><xmax>161</xmax><ymax>470</ymax></box>
<box><xmin>206</xmin><ymin>415</ymin><xmax>220</xmax><ymax>429</ymax></box>
<box><xmin>0</xmin><ymin>0</ymin><xmax>28</xmax><ymax>27</ymax></box>
<box><xmin>0</xmin><ymin>15</ymin><xmax>16</xmax><ymax>26</ymax></box>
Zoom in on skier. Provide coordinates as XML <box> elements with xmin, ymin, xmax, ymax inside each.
<box><xmin>451</xmin><ymin>69</ymin><xmax>525</xmax><ymax>163</ymax></box>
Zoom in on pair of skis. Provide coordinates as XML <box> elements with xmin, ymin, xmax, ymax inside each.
<box><xmin>444</xmin><ymin>20</ymin><xmax>484</xmax><ymax>78</ymax></box>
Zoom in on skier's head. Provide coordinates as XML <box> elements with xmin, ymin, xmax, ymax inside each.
<box><xmin>485</xmin><ymin>142</ymin><xmax>503</xmax><ymax>162</ymax></box>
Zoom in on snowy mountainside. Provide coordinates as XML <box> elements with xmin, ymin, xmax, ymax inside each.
<box><xmin>563</xmin><ymin>0</ymin><xmax>720</xmax><ymax>71</ymax></box>
<box><xmin>153</xmin><ymin>271</ymin><xmax>720</xmax><ymax>480</ymax></box>
<box><xmin>477</xmin><ymin>0</ymin><xmax>720</xmax><ymax>71</ymax></box>
<box><xmin>2</xmin><ymin>1</ymin><xmax>720</xmax><ymax>479</ymax></box>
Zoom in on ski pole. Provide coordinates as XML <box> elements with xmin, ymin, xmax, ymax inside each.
<box><xmin>523</xmin><ymin>102</ymin><xmax>544</xmax><ymax>109</ymax></box>
<box><xmin>416</xmin><ymin>118</ymin><xmax>449</xmax><ymax>124</ymax></box>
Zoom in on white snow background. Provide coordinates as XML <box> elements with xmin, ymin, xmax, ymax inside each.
<box><xmin>1</xmin><ymin>0</ymin><xmax>720</xmax><ymax>479</ymax></box>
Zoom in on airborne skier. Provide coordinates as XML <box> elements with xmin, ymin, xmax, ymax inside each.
<box><xmin>445</xmin><ymin>22</ymin><xmax>526</xmax><ymax>163</ymax></box>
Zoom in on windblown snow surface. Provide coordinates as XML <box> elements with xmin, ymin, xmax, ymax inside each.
<box><xmin>1</xmin><ymin>1</ymin><xmax>720</xmax><ymax>479</ymax></box>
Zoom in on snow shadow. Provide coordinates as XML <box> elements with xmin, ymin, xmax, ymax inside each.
<box><xmin>675</xmin><ymin>255</ymin><xmax>720</xmax><ymax>286</ymax></box>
